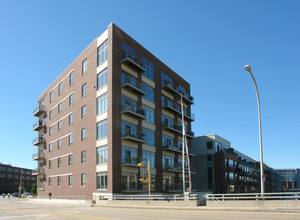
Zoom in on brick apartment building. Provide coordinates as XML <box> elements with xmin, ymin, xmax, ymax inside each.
<box><xmin>32</xmin><ymin>23</ymin><xmax>194</xmax><ymax>199</ymax></box>
<box><xmin>0</xmin><ymin>163</ymin><xmax>36</xmax><ymax>194</ymax></box>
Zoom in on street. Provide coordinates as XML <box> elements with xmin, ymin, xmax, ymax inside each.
<box><xmin>1</xmin><ymin>198</ymin><xmax>300</xmax><ymax>220</ymax></box>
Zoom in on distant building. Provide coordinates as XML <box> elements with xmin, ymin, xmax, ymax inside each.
<box><xmin>260</xmin><ymin>163</ymin><xmax>282</xmax><ymax>192</ymax></box>
<box><xmin>276</xmin><ymin>169</ymin><xmax>300</xmax><ymax>191</ymax></box>
<box><xmin>0</xmin><ymin>163</ymin><xmax>36</xmax><ymax>194</ymax></box>
<box><xmin>192</xmin><ymin>134</ymin><xmax>259</xmax><ymax>194</ymax></box>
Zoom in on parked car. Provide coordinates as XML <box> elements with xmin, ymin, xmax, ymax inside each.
<box><xmin>11</xmin><ymin>192</ymin><xmax>19</xmax><ymax>197</ymax></box>
<box><xmin>22</xmin><ymin>192</ymin><xmax>32</xmax><ymax>197</ymax></box>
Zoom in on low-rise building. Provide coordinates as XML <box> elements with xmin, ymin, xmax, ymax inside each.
<box><xmin>275</xmin><ymin>169</ymin><xmax>300</xmax><ymax>191</ymax></box>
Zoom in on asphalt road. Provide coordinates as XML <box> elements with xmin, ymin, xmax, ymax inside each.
<box><xmin>1</xmin><ymin>198</ymin><xmax>300</xmax><ymax>220</ymax></box>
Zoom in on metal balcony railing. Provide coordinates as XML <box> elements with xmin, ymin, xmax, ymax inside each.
<box><xmin>121</xmin><ymin>104</ymin><xmax>146</xmax><ymax>119</ymax></box>
<box><xmin>121</xmin><ymin>74</ymin><xmax>145</xmax><ymax>95</ymax></box>
<box><xmin>121</xmin><ymin>156</ymin><xmax>140</xmax><ymax>166</ymax></box>
<box><xmin>121</xmin><ymin>131</ymin><xmax>146</xmax><ymax>144</ymax></box>
<box><xmin>32</xmin><ymin>151</ymin><xmax>45</xmax><ymax>160</ymax></box>
<box><xmin>161</xmin><ymin>80</ymin><xmax>194</xmax><ymax>105</ymax></box>
<box><xmin>33</xmin><ymin>105</ymin><xmax>45</xmax><ymax>116</ymax></box>
<box><xmin>121</xmin><ymin>49</ymin><xmax>146</xmax><ymax>73</ymax></box>
<box><xmin>32</xmin><ymin>136</ymin><xmax>44</xmax><ymax>145</ymax></box>
<box><xmin>32</xmin><ymin>120</ymin><xmax>45</xmax><ymax>131</ymax></box>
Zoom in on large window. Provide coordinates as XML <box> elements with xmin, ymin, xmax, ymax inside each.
<box><xmin>82</xmin><ymin>59</ymin><xmax>87</xmax><ymax>75</ymax></box>
<box><xmin>161</xmin><ymin>72</ymin><xmax>173</xmax><ymax>86</ymax></box>
<box><xmin>96</xmin><ymin>171</ymin><xmax>107</xmax><ymax>190</ymax></box>
<box><xmin>142</xmin><ymin>105</ymin><xmax>154</xmax><ymax>124</ymax></box>
<box><xmin>81</xmin><ymin>128</ymin><xmax>86</xmax><ymax>141</ymax></box>
<box><xmin>121</xmin><ymin>121</ymin><xmax>137</xmax><ymax>137</ymax></box>
<box><xmin>69</xmin><ymin>71</ymin><xmax>74</xmax><ymax>86</ymax></box>
<box><xmin>82</xmin><ymin>83</ymin><xmax>87</xmax><ymax>97</ymax></box>
<box><xmin>81</xmin><ymin>151</ymin><xmax>86</xmax><ymax>164</ymax></box>
<box><xmin>142</xmin><ymin>128</ymin><xmax>155</xmax><ymax>146</ymax></box>
<box><xmin>97</xmin><ymin>120</ymin><xmax>107</xmax><ymax>140</ymax></box>
<box><xmin>162</xmin><ymin>155</ymin><xmax>174</xmax><ymax>169</ymax></box>
<box><xmin>97</xmin><ymin>41</ymin><xmax>108</xmax><ymax>66</ymax></box>
<box><xmin>96</xmin><ymin>146</ymin><xmax>107</xmax><ymax>165</ymax></box>
<box><xmin>121</xmin><ymin>42</ymin><xmax>136</xmax><ymax>60</ymax></box>
<box><xmin>68</xmin><ymin>154</ymin><xmax>73</xmax><ymax>166</ymax></box>
<box><xmin>161</xmin><ymin>114</ymin><xmax>174</xmax><ymax>127</ymax></box>
<box><xmin>122</xmin><ymin>172</ymin><xmax>138</xmax><ymax>191</ymax></box>
<box><xmin>142</xmin><ymin>150</ymin><xmax>155</xmax><ymax>168</ymax></box>
<box><xmin>81</xmin><ymin>173</ymin><xmax>86</xmax><ymax>187</ymax></box>
<box><xmin>97</xmin><ymin>68</ymin><xmax>107</xmax><ymax>90</ymax></box>
<box><xmin>97</xmin><ymin>94</ymin><xmax>107</xmax><ymax>115</ymax></box>
<box><xmin>162</xmin><ymin>134</ymin><xmax>174</xmax><ymax>148</ymax></box>
<box><xmin>68</xmin><ymin>175</ymin><xmax>73</xmax><ymax>187</ymax></box>
<box><xmin>122</xmin><ymin>147</ymin><xmax>137</xmax><ymax>164</ymax></box>
<box><xmin>58</xmin><ymin>82</ymin><xmax>62</xmax><ymax>95</ymax></box>
<box><xmin>121</xmin><ymin>95</ymin><xmax>137</xmax><ymax>112</ymax></box>
<box><xmin>68</xmin><ymin>134</ymin><xmax>73</xmax><ymax>146</ymax></box>
<box><xmin>142</xmin><ymin>82</ymin><xmax>154</xmax><ymax>102</ymax></box>
<box><xmin>141</xmin><ymin>57</ymin><xmax>154</xmax><ymax>81</ymax></box>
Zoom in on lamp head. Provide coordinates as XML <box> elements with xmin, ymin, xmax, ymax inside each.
<box><xmin>244</xmin><ymin>65</ymin><xmax>251</xmax><ymax>72</ymax></box>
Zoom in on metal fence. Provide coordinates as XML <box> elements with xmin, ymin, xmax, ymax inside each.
<box><xmin>206</xmin><ymin>192</ymin><xmax>300</xmax><ymax>201</ymax></box>
<box><xmin>97</xmin><ymin>194</ymin><xmax>198</xmax><ymax>201</ymax></box>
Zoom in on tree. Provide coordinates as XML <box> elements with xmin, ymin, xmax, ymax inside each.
<box><xmin>31</xmin><ymin>184</ymin><xmax>37</xmax><ymax>195</ymax></box>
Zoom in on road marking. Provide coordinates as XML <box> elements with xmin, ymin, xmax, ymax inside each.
<box><xmin>0</xmin><ymin>214</ymin><xmax>49</xmax><ymax>219</ymax></box>
<box><xmin>0</xmin><ymin>207</ymin><xmax>111</xmax><ymax>220</ymax></box>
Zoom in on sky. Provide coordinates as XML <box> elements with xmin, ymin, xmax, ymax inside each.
<box><xmin>0</xmin><ymin>0</ymin><xmax>299</xmax><ymax>170</ymax></box>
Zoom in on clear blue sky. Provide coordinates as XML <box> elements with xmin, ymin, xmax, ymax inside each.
<box><xmin>0</xmin><ymin>0</ymin><xmax>299</xmax><ymax>170</ymax></box>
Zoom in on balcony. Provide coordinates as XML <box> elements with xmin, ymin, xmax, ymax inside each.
<box><xmin>32</xmin><ymin>151</ymin><xmax>45</xmax><ymax>160</ymax></box>
<box><xmin>33</xmin><ymin>105</ymin><xmax>45</xmax><ymax>116</ymax></box>
<box><xmin>185</xmin><ymin>130</ymin><xmax>195</xmax><ymax>139</ymax></box>
<box><xmin>161</xmin><ymin>99</ymin><xmax>181</xmax><ymax>114</ymax></box>
<box><xmin>162</xmin><ymin>143</ymin><xmax>182</xmax><ymax>153</ymax></box>
<box><xmin>121</xmin><ymin>131</ymin><xmax>146</xmax><ymax>144</ymax></box>
<box><xmin>121</xmin><ymin>156</ymin><xmax>140</xmax><ymax>167</ymax></box>
<box><xmin>121</xmin><ymin>75</ymin><xmax>145</xmax><ymax>95</ymax></box>
<box><xmin>161</xmin><ymin>80</ymin><xmax>194</xmax><ymax>105</ymax></box>
<box><xmin>183</xmin><ymin>111</ymin><xmax>195</xmax><ymax>121</ymax></box>
<box><xmin>121</xmin><ymin>104</ymin><xmax>146</xmax><ymax>120</ymax></box>
<box><xmin>32</xmin><ymin>136</ymin><xmax>44</xmax><ymax>146</ymax></box>
<box><xmin>163</xmin><ymin>164</ymin><xmax>182</xmax><ymax>172</ymax></box>
<box><xmin>161</xmin><ymin>122</ymin><xmax>182</xmax><ymax>134</ymax></box>
<box><xmin>121</xmin><ymin>50</ymin><xmax>146</xmax><ymax>73</ymax></box>
<box><xmin>32</xmin><ymin>120</ymin><xmax>45</xmax><ymax>131</ymax></box>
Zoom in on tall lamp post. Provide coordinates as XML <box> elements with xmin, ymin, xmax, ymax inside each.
<box><xmin>244</xmin><ymin>65</ymin><xmax>264</xmax><ymax>196</ymax></box>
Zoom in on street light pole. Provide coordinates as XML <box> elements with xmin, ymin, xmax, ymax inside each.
<box><xmin>244</xmin><ymin>65</ymin><xmax>264</xmax><ymax>196</ymax></box>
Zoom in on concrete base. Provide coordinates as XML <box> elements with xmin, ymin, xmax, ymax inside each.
<box><xmin>207</xmin><ymin>200</ymin><xmax>300</xmax><ymax>208</ymax></box>
<box><xmin>95</xmin><ymin>199</ymin><xmax>200</xmax><ymax>207</ymax></box>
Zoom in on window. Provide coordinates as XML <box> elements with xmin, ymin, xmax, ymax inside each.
<box><xmin>57</xmin><ymin>176</ymin><xmax>61</xmax><ymax>186</ymax></box>
<box><xmin>96</xmin><ymin>146</ymin><xmax>107</xmax><ymax>165</ymax></box>
<box><xmin>97</xmin><ymin>69</ymin><xmax>107</xmax><ymax>90</ymax></box>
<box><xmin>58</xmin><ymin>120</ymin><xmax>62</xmax><ymax>131</ymax></box>
<box><xmin>68</xmin><ymin>175</ymin><xmax>73</xmax><ymax>187</ymax></box>
<box><xmin>142</xmin><ymin>128</ymin><xmax>155</xmax><ymax>146</ymax></box>
<box><xmin>81</xmin><ymin>173</ymin><xmax>86</xmax><ymax>187</ymax></box>
<box><xmin>82</xmin><ymin>59</ymin><xmax>87</xmax><ymax>75</ymax></box>
<box><xmin>121</xmin><ymin>95</ymin><xmax>137</xmax><ymax>112</ymax></box>
<box><xmin>68</xmin><ymin>154</ymin><xmax>73</xmax><ymax>166</ymax></box>
<box><xmin>68</xmin><ymin>134</ymin><xmax>73</xmax><ymax>146</ymax></box>
<box><xmin>122</xmin><ymin>146</ymin><xmax>137</xmax><ymax>164</ymax></box>
<box><xmin>49</xmin><ymin>110</ymin><xmax>52</xmax><ymax>119</ymax></box>
<box><xmin>69</xmin><ymin>71</ymin><xmax>74</xmax><ymax>86</ymax></box>
<box><xmin>141</xmin><ymin>57</ymin><xmax>154</xmax><ymax>81</ymax></box>
<box><xmin>162</xmin><ymin>134</ymin><xmax>174</xmax><ymax>148</ymax></box>
<box><xmin>121</xmin><ymin>121</ymin><xmax>138</xmax><ymax>137</ymax></box>
<box><xmin>58</xmin><ymin>139</ymin><xmax>61</xmax><ymax>150</ymax></box>
<box><xmin>97</xmin><ymin>120</ymin><xmax>107</xmax><ymax>140</ymax></box>
<box><xmin>69</xmin><ymin>113</ymin><xmax>73</xmax><ymax>125</ymax></box>
<box><xmin>58</xmin><ymin>102</ymin><xmax>62</xmax><ymax>113</ymax></box>
<box><xmin>97</xmin><ymin>41</ymin><xmax>108</xmax><ymax>66</ymax></box>
<box><xmin>49</xmin><ymin>177</ymin><xmax>52</xmax><ymax>186</ymax></box>
<box><xmin>142</xmin><ymin>82</ymin><xmax>154</xmax><ymax>102</ymax></box>
<box><xmin>58</xmin><ymin>82</ymin><xmax>62</xmax><ymax>95</ymax></box>
<box><xmin>162</xmin><ymin>114</ymin><xmax>174</xmax><ymax>127</ymax></box>
<box><xmin>49</xmin><ymin>143</ymin><xmax>52</xmax><ymax>152</ymax></box>
<box><xmin>57</xmin><ymin>157</ymin><xmax>61</xmax><ymax>168</ymax></box>
<box><xmin>161</xmin><ymin>72</ymin><xmax>173</xmax><ymax>87</ymax></box>
<box><xmin>121</xmin><ymin>171</ymin><xmax>138</xmax><ymax>191</ymax></box>
<box><xmin>81</xmin><ymin>150</ymin><xmax>86</xmax><ymax>164</ymax></box>
<box><xmin>82</xmin><ymin>83</ymin><xmax>87</xmax><ymax>97</ymax></box>
<box><xmin>207</xmin><ymin>141</ymin><xmax>213</xmax><ymax>150</ymax></box>
<box><xmin>49</xmin><ymin>126</ymin><xmax>52</xmax><ymax>136</ymax></box>
<box><xmin>49</xmin><ymin>160</ymin><xmax>52</xmax><ymax>169</ymax></box>
<box><xmin>96</xmin><ymin>171</ymin><xmax>107</xmax><ymax>190</ymax></box>
<box><xmin>162</xmin><ymin>154</ymin><xmax>174</xmax><ymax>169</ymax></box>
<box><xmin>142</xmin><ymin>105</ymin><xmax>155</xmax><ymax>124</ymax></box>
<box><xmin>97</xmin><ymin>94</ymin><xmax>107</xmax><ymax>115</ymax></box>
<box><xmin>81</xmin><ymin>105</ymin><xmax>86</xmax><ymax>118</ymax></box>
<box><xmin>69</xmin><ymin>94</ymin><xmax>73</xmax><ymax>106</ymax></box>
<box><xmin>142</xmin><ymin>150</ymin><xmax>155</xmax><ymax>168</ymax></box>
<box><xmin>121</xmin><ymin>42</ymin><xmax>136</xmax><ymax>60</ymax></box>
<box><xmin>81</xmin><ymin>128</ymin><xmax>86</xmax><ymax>141</ymax></box>
<box><xmin>50</xmin><ymin>91</ymin><xmax>53</xmax><ymax>103</ymax></box>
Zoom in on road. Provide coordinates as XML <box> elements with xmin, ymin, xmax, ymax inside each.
<box><xmin>1</xmin><ymin>198</ymin><xmax>300</xmax><ymax>220</ymax></box>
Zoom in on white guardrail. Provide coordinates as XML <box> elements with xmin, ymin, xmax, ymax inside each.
<box><xmin>98</xmin><ymin>194</ymin><xmax>199</xmax><ymax>201</ymax></box>
<box><xmin>206</xmin><ymin>192</ymin><xmax>300</xmax><ymax>201</ymax></box>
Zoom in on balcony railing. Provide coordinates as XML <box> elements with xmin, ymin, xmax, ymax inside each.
<box><xmin>32</xmin><ymin>151</ymin><xmax>45</xmax><ymax>160</ymax></box>
<box><xmin>32</xmin><ymin>136</ymin><xmax>44</xmax><ymax>145</ymax></box>
<box><xmin>162</xmin><ymin>143</ymin><xmax>182</xmax><ymax>153</ymax></box>
<box><xmin>161</xmin><ymin>122</ymin><xmax>182</xmax><ymax>134</ymax></box>
<box><xmin>121</xmin><ymin>104</ymin><xmax>146</xmax><ymax>119</ymax></box>
<box><xmin>121</xmin><ymin>156</ymin><xmax>140</xmax><ymax>167</ymax></box>
<box><xmin>162</xmin><ymin>164</ymin><xmax>182</xmax><ymax>172</ymax></box>
<box><xmin>183</xmin><ymin>111</ymin><xmax>195</xmax><ymax>121</ymax></box>
<box><xmin>161</xmin><ymin>80</ymin><xmax>194</xmax><ymax>105</ymax></box>
<box><xmin>121</xmin><ymin>49</ymin><xmax>146</xmax><ymax>73</ymax></box>
<box><xmin>121</xmin><ymin>131</ymin><xmax>146</xmax><ymax>144</ymax></box>
<box><xmin>33</xmin><ymin>105</ymin><xmax>45</xmax><ymax>116</ymax></box>
<box><xmin>32</xmin><ymin>120</ymin><xmax>45</xmax><ymax>131</ymax></box>
<box><xmin>121</xmin><ymin>74</ymin><xmax>145</xmax><ymax>95</ymax></box>
<box><xmin>161</xmin><ymin>99</ymin><xmax>181</xmax><ymax>114</ymax></box>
